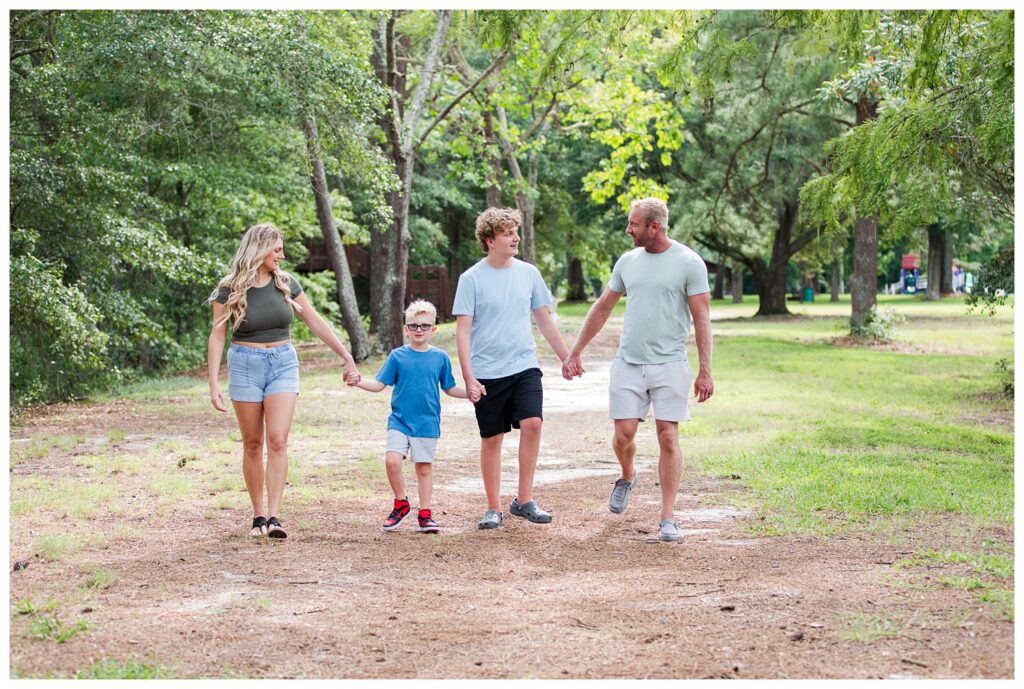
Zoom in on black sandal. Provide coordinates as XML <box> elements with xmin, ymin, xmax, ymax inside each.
<box><xmin>266</xmin><ymin>516</ymin><xmax>287</xmax><ymax>539</ymax></box>
<box><xmin>250</xmin><ymin>516</ymin><xmax>267</xmax><ymax>537</ymax></box>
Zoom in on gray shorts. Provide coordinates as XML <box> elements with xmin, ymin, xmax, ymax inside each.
<box><xmin>608</xmin><ymin>357</ymin><xmax>692</xmax><ymax>422</ymax></box>
<box><xmin>385</xmin><ymin>429</ymin><xmax>438</xmax><ymax>464</ymax></box>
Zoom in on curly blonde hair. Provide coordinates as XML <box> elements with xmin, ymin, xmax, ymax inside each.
<box><xmin>474</xmin><ymin>207</ymin><xmax>521</xmax><ymax>253</ymax></box>
<box><xmin>209</xmin><ymin>223</ymin><xmax>301</xmax><ymax>330</ymax></box>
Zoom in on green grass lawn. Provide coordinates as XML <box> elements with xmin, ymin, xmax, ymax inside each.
<box><xmin>691</xmin><ymin>335</ymin><xmax>1012</xmax><ymax>534</ymax></box>
<box><xmin>560</xmin><ymin>293</ymin><xmax>1013</xmax><ymax>535</ymax></box>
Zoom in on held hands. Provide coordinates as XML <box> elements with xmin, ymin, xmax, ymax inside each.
<box><xmin>343</xmin><ymin>360</ymin><xmax>361</xmax><ymax>387</ymax></box>
<box><xmin>693</xmin><ymin>369</ymin><xmax>714</xmax><ymax>403</ymax></box>
<box><xmin>209</xmin><ymin>384</ymin><xmax>227</xmax><ymax>413</ymax></box>
<box><xmin>561</xmin><ymin>352</ymin><xmax>585</xmax><ymax>380</ymax></box>
<box><xmin>466</xmin><ymin>378</ymin><xmax>487</xmax><ymax>403</ymax></box>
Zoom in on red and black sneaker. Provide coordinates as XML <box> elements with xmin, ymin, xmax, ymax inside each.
<box><xmin>382</xmin><ymin>498</ymin><xmax>411</xmax><ymax>531</ymax></box>
<box><xmin>417</xmin><ymin>509</ymin><xmax>439</xmax><ymax>534</ymax></box>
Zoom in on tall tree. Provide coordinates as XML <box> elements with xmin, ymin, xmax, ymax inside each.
<box><xmin>369</xmin><ymin>10</ymin><xmax>509</xmax><ymax>351</ymax></box>
<box><xmin>667</xmin><ymin>11</ymin><xmax>843</xmax><ymax>315</ymax></box>
<box><xmin>229</xmin><ymin>11</ymin><xmax>392</xmax><ymax>360</ymax></box>
<box><xmin>800</xmin><ymin>11</ymin><xmax>1013</xmax><ymax>326</ymax></box>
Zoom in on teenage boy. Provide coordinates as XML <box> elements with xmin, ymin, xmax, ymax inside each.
<box><xmin>355</xmin><ymin>300</ymin><xmax>467</xmax><ymax>533</ymax></box>
<box><xmin>453</xmin><ymin>207</ymin><xmax>579</xmax><ymax>530</ymax></box>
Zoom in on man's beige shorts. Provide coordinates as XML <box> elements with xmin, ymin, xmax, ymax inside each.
<box><xmin>608</xmin><ymin>357</ymin><xmax>692</xmax><ymax>422</ymax></box>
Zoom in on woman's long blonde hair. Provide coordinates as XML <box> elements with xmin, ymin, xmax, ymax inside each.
<box><xmin>209</xmin><ymin>223</ymin><xmax>302</xmax><ymax>330</ymax></box>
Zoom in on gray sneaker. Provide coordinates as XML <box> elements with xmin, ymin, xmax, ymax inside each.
<box><xmin>658</xmin><ymin>518</ymin><xmax>680</xmax><ymax>542</ymax></box>
<box><xmin>477</xmin><ymin>509</ymin><xmax>503</xmax><ymax>530</ymax></box>
<box><xmin>608</xmin><ymin>471</ymin><xmax>638</xmax><ymax>514</ymax></box>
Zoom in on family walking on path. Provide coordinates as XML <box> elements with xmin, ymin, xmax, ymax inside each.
<box><xmin>207</xmin><ymin>198</ymin><xmax>713</xmax><ymax>541</ymax></box>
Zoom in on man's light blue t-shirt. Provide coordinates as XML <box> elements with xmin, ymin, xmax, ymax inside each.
<box><xmin>376</xmin><ymin>345</ymin><xmax>457</xmax><ymax>438</ymax></box>
<box><xmin>608</xmin><ymin>240</ymin><xmax>711</xmax><ymax>365</ymax></box>
<box><xmin>452</xmin><ymin>258</ymin><xmax>551</xmax><ymax>379</ymax></box>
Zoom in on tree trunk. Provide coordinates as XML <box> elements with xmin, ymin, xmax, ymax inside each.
<box><xmin>941</xmin><ymin>227</ymin><xmax>954</xmax><ymax>294</ymax></box>
<box><xmin>750</xmin><ymin>259</ymin><xmax>789</xmax><ymax>315</ymax></box>
<box><xmin>447</xmin><ymin>205</ymin><xmax>466</xmax><ymax>317</ymax></box>
<box><xmin>369</xmin><ymin>10</ymin><xmax>452</xmax><ymax>352</ymax></box>
<box><xmin>302</xmin><ymin>116</ymin><xmax>370</xmax><ymax>360</ymax></box>
<box><xmin>521</xmin><ymin>148</ymin><xmax>540</xmax><ymax>265</ymax></box>
<box><xmin>483</xmin><ymin>109</ymin><xmax>503</xmax><ymax>207</ymax></box>
<box><xmin>926</xmin><ymin>222</ymin><xmax>943</xmax><ymax>301</ymax></box>
<box><xmin>850</xmin><ymin>216</ymin><xmax>879</xmax><ymax>322</ymax></box>
<box><xmin>730</xmin><ymin>263</ymin><xmax>743</xmax><ymax>303</ymax></box>
<box><xmin>565</xmin><ymin>256</ymin><xmax>587</xmax><ymax>301</ymax></box>
<box><xmin>830</xmin><ymin>258</ymin><xmax>841</xmax><ymax>302</ymax></box>
<box><xmin>753</xmin><ymin>199</ymin><xmax>798</xmax><ymax>316</ymax></box>
<box><xmin>497</xmin><ymin>106</ymin><xmax>546</xmax><ymax>265</ymax></box>
<box><xmin>371</xmin><ymin>156</ymin><xmax>413</xmax><ymax>352</ymax></box>
<box><xmin>713</xmin><ymin>260</ymin><xmax>725</xmax><ymax>300</ymax></box>
<box><xmin>850</xmin><ymin>96</ymin><xmax>880</xmax><ymax>329</ymax></box>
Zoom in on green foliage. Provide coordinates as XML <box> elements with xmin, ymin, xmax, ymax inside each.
<box><xmin>966</xmin><ymin>245</ymin><xmax>1013</xmax><ymax>316</ymax></box>
<box><xmin>563</xmin><ymin>28</ymin><xmax>687</xmax><ymax>209</ymax></box>
<box><xmin>9</xmin><ymin>9</ymin><xmax>1013</xmax><ymax>403</ymax></box>
<box><xmin>993</xmin><ymin>358</ymin><xmax>1013</xmax><ymax>396</ymax></box>
<box><xmin>802</xmin><ymin>11</ymin><xmax>1013</xmax><ymax>239</ymax></box>
<box><xmin>28</xmin><ymin>614</ymin><xmax>92</xmax><ymax>643</ymax></box>
<box><xmin>290</xmin><ymin>271</ymin><xmax>343</xmax><ymax>342</ymax></box>
<box><xmin>10</xmin><ymin>10</ymin><xmax>390</xmax><ymax>405</ymax></box>
<box><xmin>849</xmin><ymin>305</ymin><xmax>905</xmax><ymax>341</ymax></box>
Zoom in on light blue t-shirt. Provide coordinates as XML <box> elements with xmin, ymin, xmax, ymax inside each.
<box><xmin>452</xmin><ymin>258</ymin><xmax>551</xmax><ymax>379</ymax></box>
<box><xmin>375</xmin><ymin>345</ymin><xmax>457</xmax><ymax>438</ymax></box>
<box><xmin>608</xmin><ymin>240</ymin><xmax>711</xmax><ymax>364</ymax></box>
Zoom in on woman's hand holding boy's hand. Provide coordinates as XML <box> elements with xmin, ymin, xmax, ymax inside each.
<box><xmin>343</xmin><ymin>360</ymin><xmax>361</xmax><ymax>386</ymax></box>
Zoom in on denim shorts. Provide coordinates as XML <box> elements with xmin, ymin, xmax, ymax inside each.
<box><xmin>227</xmin><ymin>343</ymin><xmax>300</xmax><ymax>402</ymax></box>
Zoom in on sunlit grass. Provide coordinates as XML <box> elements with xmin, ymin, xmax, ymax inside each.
<box><xmin>33</xmin><ymin>533</ymin><xmax>79</xmax><ymax>561</ymax></box>
<box><xmin>11</xmin><ymin>481</ymin><xmax>118</xmax><ymax>520</ymax></box>
<box><xmin>692</xmin><ymin>334</ymin><xmax>1012</xmax><ymax>534</ymax></box>
<box><xmin>75</xmin><ymin>660</ymin><xmax>171</xmax><ymax>679</ymax></box>
<box><xmin>148</xmin><ymin>474</ymin><xmax>191</xmax><ymax>506</ymax></box>
<box><xmin>11</xmin><ymin>433</ymin><xmax>86</xmax><ymax>463</ymax></box>
<box><xmin>838</xmin><ymin>612</ymin><xmax>907</xmax><ymax>642</ymax></box>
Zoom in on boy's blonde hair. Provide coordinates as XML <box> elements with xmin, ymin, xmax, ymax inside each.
<box><xmin>404</xmin><ymin>299</ymin><xmax>437</xmax><ymax>325</ymax></box>
<box><xmin>475</xmin><ymin>206</ymin><xmax>521</xmax><ymax>253</ymax></box>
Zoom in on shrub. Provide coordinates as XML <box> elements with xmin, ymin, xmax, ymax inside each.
<box><xmin>850</xmin><ymin>305</ymin><xmax>905</xmax><ymax>341</ymax></box>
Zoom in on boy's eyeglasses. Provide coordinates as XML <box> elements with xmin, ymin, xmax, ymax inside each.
<box><xmin>405</xmin><ymin>323</ymin><xmax>433</xmax><ymax>332</ymax></box>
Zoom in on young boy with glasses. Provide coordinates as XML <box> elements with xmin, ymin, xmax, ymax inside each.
<box><xmin>354</xmin><ymin>300</ymin><xmax>467</xmax><ymax>533</ymax></box>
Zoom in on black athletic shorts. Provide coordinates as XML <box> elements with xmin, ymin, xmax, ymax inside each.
<box><xmin>474</xmin><ymin>367</ymin><xmax>544</xmax><ymax>438</ymax></box>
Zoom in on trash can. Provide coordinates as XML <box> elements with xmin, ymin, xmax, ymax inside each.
<box><xmin>802</xmin><ymin>287</ymin><xmax>814</xmax><ymax>303</ymax></box>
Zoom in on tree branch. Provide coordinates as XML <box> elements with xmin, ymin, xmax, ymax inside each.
<box><xmin>10</xmin><ymin>46</ymin><xmax>50</xmax><ymax>62</ymax></box>
<box><xmin>801</xmin><ymin>156</ymin><xmax>826</xmax><ymax>176</ymax></box>
<box><xmin>10</xmin><ymin>10</ymin><xmax>54</xmax><ymax>35</ymax></box>
<box><xmin>403</xmin><ymin>9</ymin><xmax>453</xmax><ymax>149</ymax></box>
<box><xmin>787</xmin><ymin>226</ymin><xmax>821</xmax><ymax>257</ymax></box>
<box><xmin>414</xmin><ymin>47</ymin><xmax>509</xmax><ymax>152</ymax></box>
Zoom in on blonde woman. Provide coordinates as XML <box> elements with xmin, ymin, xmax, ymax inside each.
<box><xmin>208</xmin><ymin>223</ymin><xmax>360</xmax><ymax>538</ymax></box>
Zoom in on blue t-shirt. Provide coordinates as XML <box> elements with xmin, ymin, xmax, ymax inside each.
<box><xmin>451</xmin><ymin>258</ymin><xmax>551</xmax><ymax>379</ymax></box>
<box><xmin>375</xmin><ymin>345</ymin><xmax>457</xmax><ymax>438</ymax></box>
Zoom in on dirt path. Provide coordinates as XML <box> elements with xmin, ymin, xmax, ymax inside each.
<box><xmin>8</xmin><ymin>325</ymin><xmax>1014</xmax><ymax>678</ymax></box>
